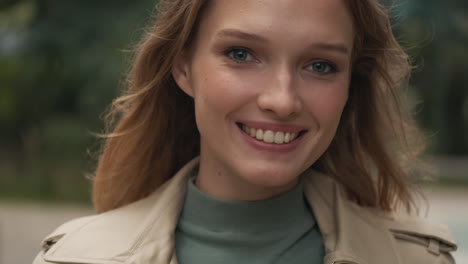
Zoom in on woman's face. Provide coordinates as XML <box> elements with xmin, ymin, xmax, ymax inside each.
<box><xmin>173</xmin><ymin>0</ymin><xmax>354</xmax><ymax>200</ymax></box>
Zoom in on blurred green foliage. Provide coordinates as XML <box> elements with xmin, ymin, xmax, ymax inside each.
<box><xmin>392</xmin><ymin>0</ymin><xmax>468</xmax><ymax>155</ymax></box>
<box><xmin>0</xmin><ymin>0</ymin><xmax>467</xmax><ymax>203</ymax></box>
<box><xmin>0</xmin><ymin>0</ymin><xmax>155</xmax><ymax>203</ymax></box>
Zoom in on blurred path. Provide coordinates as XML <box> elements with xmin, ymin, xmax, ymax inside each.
<box><xmin>0</xmin><ymin>201</ymin><xmax>93</xmax><ymax>264</ymax></box>
<box><xmin>0</xmin><ymin>186</ymin><xmax>467</xmax><ymax>264</ymax></box>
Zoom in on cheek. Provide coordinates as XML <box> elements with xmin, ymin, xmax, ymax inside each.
<box><xmin>302</xmin><ymin>82</ymin><xmax>349</xmax><ymax>127</ymax></box>
<box><xmin>193</xmin><ymin>67</ymin><xmax>259</xmax><ymax>116</ymax></box>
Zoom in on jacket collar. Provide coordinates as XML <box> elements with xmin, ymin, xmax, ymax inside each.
<box><xmin>42</xmin><ymin>158</ymin><xmax>423</xmax><ymax>264</ymax></box>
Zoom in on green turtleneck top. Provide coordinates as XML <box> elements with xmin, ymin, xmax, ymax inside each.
<box><xmin>175</xmin><ymin>177</ymin><xmax>324</xmax><ymax>264</ymax></box>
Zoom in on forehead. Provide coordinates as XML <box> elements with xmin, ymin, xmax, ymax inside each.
<box><xmin>196</xmin><ymin>0</ymin><xmax>355</xmax><ymax>49</ymax></box>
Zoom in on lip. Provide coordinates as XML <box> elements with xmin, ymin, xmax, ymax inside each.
<box><xmin>238</xmin><ymin>121</ymin><xmax>307</xmax><ymax>133</ymax></box>
<box><xmin>236</xmin><ymin>121</ymin><xmax>307</xmax><ymax>153</ymax></box>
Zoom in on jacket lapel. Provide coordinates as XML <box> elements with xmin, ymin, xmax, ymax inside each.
<box><xmin>42</xmin><ymin>158</ymin><xmax>200</xmax><ymax>264</ymax></box>
<box><xmin>304</xmin><ymin>170</ymin><xmax>401</xmax><ymax>264</ymax></box>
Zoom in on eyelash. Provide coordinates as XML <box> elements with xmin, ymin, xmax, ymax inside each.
<box><xmin>223</xmin><ymin>47</ymin><xmax>339</xmax><ymax>74</ymax></box>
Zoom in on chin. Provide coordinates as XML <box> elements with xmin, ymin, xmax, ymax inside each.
<box><xmin>237</xmin><ymin>161</ymin><xmax>303</xmax><ymax>188</ymax></box>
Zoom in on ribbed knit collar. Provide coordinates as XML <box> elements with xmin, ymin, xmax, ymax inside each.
<box><xmin>178</xmin><ymin>177</ymin><xmax>315</xmax><ymax>234</ymax></box>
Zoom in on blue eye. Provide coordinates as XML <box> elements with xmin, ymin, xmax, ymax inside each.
<box><xmin>307</xmin><ymin>61</ymin><xmax>336</xmax><ymax>73</ymax></box>
<box><xmin>227</xmin><ymin>48</ymin><xmax>253</xmax><ymax>62</ymax></box>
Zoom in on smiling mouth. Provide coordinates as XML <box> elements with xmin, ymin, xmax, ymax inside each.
<box><xmin>237</xmin><ymin>123</ymin><xmax>306</xmax><ymax>145</ymax></box>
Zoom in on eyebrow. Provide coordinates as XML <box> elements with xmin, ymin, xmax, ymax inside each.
<box><xmin>309</xmin><ymin>42</ymin><xmax>350</xmax><ymax>55</ymax></box>
<box><xmin>216</xmin><ymin>29</ymin><xmax>269</xmax><ymax>43</ymax></box>
<box><xmin>216</xmin><ymin>28</ymin><xmax>350</xmax><ymax>55</ymax></box>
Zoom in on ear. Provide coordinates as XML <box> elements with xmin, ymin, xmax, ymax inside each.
<box><xmin>172</xmin><ymin>52</ymin><xmax>194</xmax><ymax>97</ymax></box>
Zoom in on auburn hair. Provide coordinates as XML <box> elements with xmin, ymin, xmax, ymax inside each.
<box><xmin>92</xmin><ymin>0</ymin><xmax>426</xmax><ymax>213</ymax></box>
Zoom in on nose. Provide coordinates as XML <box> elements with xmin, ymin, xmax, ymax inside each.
<box><xmin>257</xmin><ymin>67</ymin><xmax>303</xmax><ymax>119</ymax></box>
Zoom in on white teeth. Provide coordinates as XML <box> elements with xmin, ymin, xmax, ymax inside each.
<box><xmin>256</xmin><ymin>129</ymin><xmax>263</xmax><ymax>140</ymax></box>
<box><xmin>263</xmin><ymin>130</ymin><xmax>274</xmax><ymax>143</ymax></box>
<box><xmin>274</xmin><ymin>132</ymin><xmax>284</xmax><ymax>144</ymax></box>
<box><xmin>240</xmin><ymin>124</ymin><xmax>301</xmax><ymax>144</ymax></box>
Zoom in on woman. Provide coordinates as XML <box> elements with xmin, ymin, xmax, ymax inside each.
<box><xmin>34</xmin><ymin>0</ymin><xmax>458</xmax><ymax>263</ymax></box>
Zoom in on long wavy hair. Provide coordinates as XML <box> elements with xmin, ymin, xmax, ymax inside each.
<box><xmin>92</xmin><ymin>0</ymin><xmax>426</xmax><ymax>213</ymax></box>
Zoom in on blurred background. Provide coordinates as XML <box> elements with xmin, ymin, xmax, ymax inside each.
<box><xmin>0</xmin><ymin>0</ymin><xmax>467</xmax><ymax>263</ymax></box>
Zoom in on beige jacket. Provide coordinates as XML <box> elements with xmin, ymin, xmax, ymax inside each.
<box><xmin>33</xmin><ymin>158</ymin><xmax>458</xmax><ymax>264</ymax></box>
